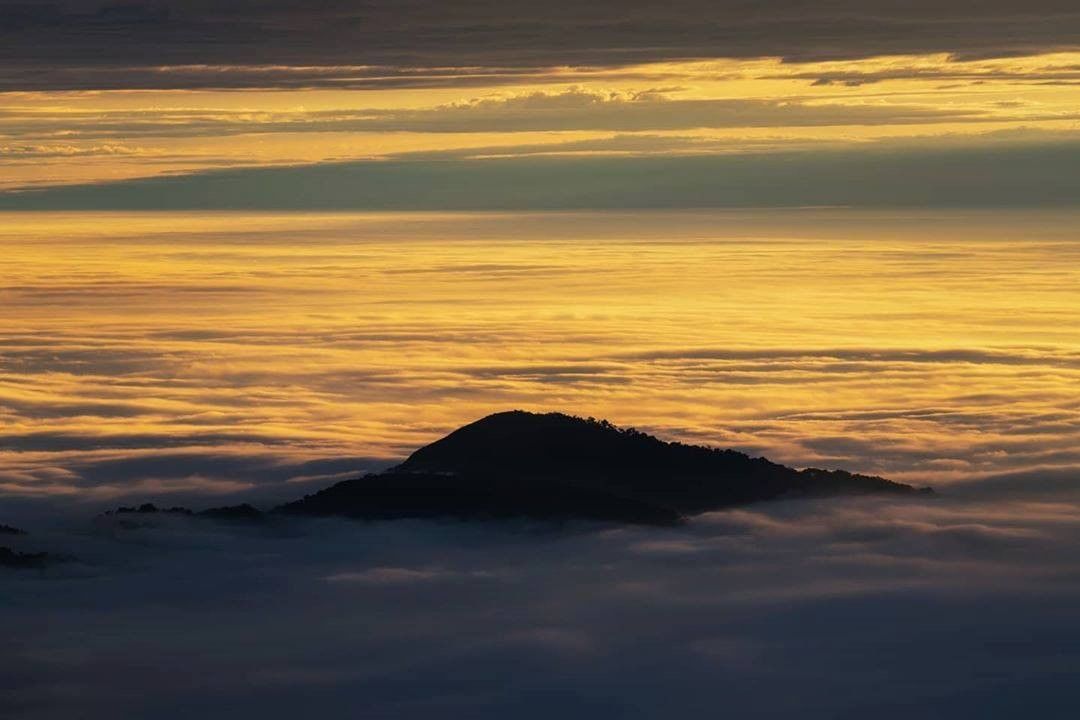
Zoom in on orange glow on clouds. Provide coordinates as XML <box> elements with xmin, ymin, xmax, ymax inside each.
<box><xmin>3</xmin><ymin>52</ymin><xmax>1080</xmax><ymax>189</ymax></box>
<box><xmin>2</xmin><ymin>210</ymin><xmax>1077</xmax><ymax>498</ymax></box>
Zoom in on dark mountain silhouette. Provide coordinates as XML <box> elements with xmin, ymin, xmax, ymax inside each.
<box><xmin>0</xmin><ymin>546</ymin><xmax>71</xmax><ymax>570</ymax></box>
<box><xmin>0</xmin><ymin>524</ymin><xmax>27</xmax><ymax>536</ymax></box>
<box><xmin>108</xmin><ymin>503</ymin><xmax>194</xmax><ymax>516</ymax></box>
<box><xmin>104</xmin><ymin>503</ymin><xmax>266</xmax><ymax>523</ymax></box>
<box><xmin>278</xmin><ymin>411</ymin><xmax>927</xmax><ymax>525</ymax></box>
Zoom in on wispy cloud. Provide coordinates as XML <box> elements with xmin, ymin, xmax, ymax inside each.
<box><xmin>5</xmin><ymin>51</ymin><xmax>1080</xmax><ymax>190</ymax></box>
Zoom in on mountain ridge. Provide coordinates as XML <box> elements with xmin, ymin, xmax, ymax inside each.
<box><xmin>277</xmin><ymin>411</ymin><xmax>927</xmax><ymax>525</ymax></box>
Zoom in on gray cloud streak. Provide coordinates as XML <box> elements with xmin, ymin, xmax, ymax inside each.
<box><xmin>3</xmin><ymin>1</ymin><xmax>1080</xmax><ymax>90</ymax></box>
<box><xmin>4</xmin><ymin>141</ymin><xmax>1079</xmax><ymax>210</ymax></box>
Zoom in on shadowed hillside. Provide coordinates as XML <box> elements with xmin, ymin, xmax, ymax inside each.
<box><xmin>278</xmin><ymin>411</ymin><xmax>925</xmax><ymax>524</ymax></box>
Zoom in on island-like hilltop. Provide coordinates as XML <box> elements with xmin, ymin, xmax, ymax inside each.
<box><xmin>279</xmin><ymin>411</ymin><xmax>927</xmax><ymax>525</ymax></box>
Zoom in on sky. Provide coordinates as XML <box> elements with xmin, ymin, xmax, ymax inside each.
<box><xmin>0</xmin><ymin>0</ymin><xmax>1077</xmax><ymax>507</ymax></box>
<box><xmin>3</xmin><ymin>5</ymin><xmax>1080</xmax><ymax>719</ymax></box>
<box><xmin>1</xmin><ymin>1</ymin><xmax>1080</xmax><ymax>206</ymax></box>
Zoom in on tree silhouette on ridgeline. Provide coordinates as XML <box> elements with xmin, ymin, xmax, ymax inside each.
<box><xmin>0</xmin><ymin>547</ymin><xmax>71</xmax><ymax>569</ymax></box>
<box><xmin>278</xmin><ymin>411</ymin><xmax>929</xmax><ymax>525</ymax></box>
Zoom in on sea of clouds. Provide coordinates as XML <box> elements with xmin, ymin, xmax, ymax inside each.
<box><xmin>5</xmin><ymin>486</ymin><xmax>1080</xmax><ymax>719</ymax></box>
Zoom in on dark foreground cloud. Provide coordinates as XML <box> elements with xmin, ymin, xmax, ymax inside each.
<box><xmin>3</xmin><ymin>1</ymin><xmax>1080</xmax><ymax>90</ymax></box>
<box><xmin>4</xmin><ymin>141</ymin><xmax>1079</xmax><ymax>210</ymax></box>
<box><xmin>4</xmin><ymin>491</ymin><xmax>1080</xmax><ymax>719</ymax></box>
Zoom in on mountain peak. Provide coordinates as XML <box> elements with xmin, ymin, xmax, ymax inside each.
<box><xmin>279</xmin><ymin>411</ymin><xmax>924</xmax><ymax>525</ymax></box>
<box><xmin>396</xmin><ymin>410</ymin><xmax>672</xmax><ymax>474</ymax></box>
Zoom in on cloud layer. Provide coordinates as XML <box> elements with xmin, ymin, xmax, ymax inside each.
<box><xmin>5</xmin><ymin>491</ymin><xmax>1080</xmax><ymax>718</ymax></box>
<box><xmin>2</xmin><ymin>210</ymin><xmax>1077</xmax><ymax>502</ymax></box>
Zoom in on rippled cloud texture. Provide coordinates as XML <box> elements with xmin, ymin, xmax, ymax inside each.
<box><xmin>2</xmin><ymin>210</ymin><xmax>1077</xmax><ymax>505</ymax></box>
<box><xmin>5</xmin><ymin>492</ymin><xmax>1080</xmax><ymax>719</ymax></box>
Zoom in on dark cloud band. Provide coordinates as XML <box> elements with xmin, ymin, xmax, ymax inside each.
<box><xmin>3</xmin><ymin>1</ymin><xmax>1080</xmax><ymax>90</ymax></box>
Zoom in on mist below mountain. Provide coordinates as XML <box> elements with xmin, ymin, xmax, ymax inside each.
<box><xmin>4</xmin><ymin>486</ymin><xmax>1080</xmax><ymax>719</ymax></box>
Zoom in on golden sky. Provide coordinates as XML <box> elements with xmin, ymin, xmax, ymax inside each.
<box><xmin>4</xmin><ymin>52</ymin><xmax>1080</xmax><ymax>190</ymax></box>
